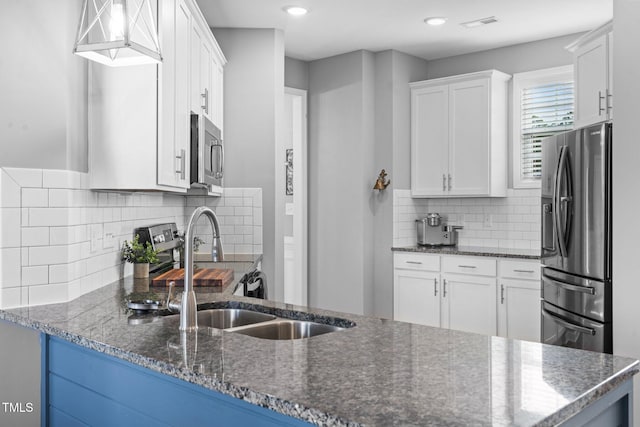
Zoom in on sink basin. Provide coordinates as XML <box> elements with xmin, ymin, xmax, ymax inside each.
<box><xmin>232</xmin><ymin>320</ymin><xmax>343</xmax><ymax>340</ymax></box>
<box><xmin>165</xmin><ymin>309</ymin><xmax>276</xmax><ymax>329</ymax></box>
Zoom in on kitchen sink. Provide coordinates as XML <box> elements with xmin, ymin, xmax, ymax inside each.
<box><xmin>232</xmin><ymin>320</ymin><xmax>344</xmax><ymax>340</ymax></box>
<box><xmin>164</xmin><ymin>308</ymin><xmax>276</xmax><ymax>329</ymax></box>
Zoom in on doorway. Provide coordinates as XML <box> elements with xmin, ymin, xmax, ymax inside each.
<box><xmin>282</xmin><ymin>87</ymin><xmax>308</xmax><ymax>306</ymax></box>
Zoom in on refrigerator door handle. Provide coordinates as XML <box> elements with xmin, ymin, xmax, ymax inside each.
<box><xmin>542</xmin><ymin>275</ymin><xmax>596</xmax><ymax>295</ymax></box>
<box><xmin>542</xmin><ymin>308</ymin><xmax>596</xmax><ymax>336</ymax></box>
<box><xmin>554</xmin><ymin>146</ymin><xmax>569</xmax><ymax>258</ymax></box>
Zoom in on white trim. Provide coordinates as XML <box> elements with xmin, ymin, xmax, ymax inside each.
<box><xmin>511</xmin><ymin>65</ymin><xmax>574</xmax><ymax>189</ymax></box>
<box><xmin>283</xmin><ymin>87</ymin><xmax>308</xmax><ymax>306</ymax></box>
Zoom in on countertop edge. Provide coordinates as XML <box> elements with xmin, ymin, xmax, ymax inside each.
<box><xmin>392</xmin><ymin>246</ymin><xmax>541</xmax><ymax>260</ymax></box>
<box><xmin>534</xmin><ymin>362</ymin><xmax>640</xmax><ymax>426</ymax></box>
<box><xmin>0</xmin><ymin>301</ymin><xmax>360</xmax><ymax>427</ymax></box>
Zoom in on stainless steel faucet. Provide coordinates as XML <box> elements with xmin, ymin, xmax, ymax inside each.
<box><xmin>178</xmin><ymin>206</ymin><xmax>224</xmax><ymax>332</ymax></box>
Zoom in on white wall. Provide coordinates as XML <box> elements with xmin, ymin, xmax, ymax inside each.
<box><xmin>212</xmin><ymin>28</ymin><xmax>285</xmax><ymax>302</ymax></box>
<box><xmin>284</xmin><ymin>57</ymin><xmax>309</xmax><ymax>91</ymax></box>
<box><xmin>612</xmin><ymin>0</ymin><xmax>640</xmax><ymax>420</ymax></box>
<box><xmin>0</xmin><ymin>0</ymin><xmax>88</xmax><ymax>172</ymax></box>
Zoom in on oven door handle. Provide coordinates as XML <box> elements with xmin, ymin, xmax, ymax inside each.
<box><xmin>542</xmin><ymin>308</ymin><xmax>596</xmax><ymax>336</ymax></box>
<box><xmin>542</xmin><ymin>275</ymin><xmax>595</xmax><ymax>295</ymax></box>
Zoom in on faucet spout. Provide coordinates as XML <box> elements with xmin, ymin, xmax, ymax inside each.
<box><xmin>181</xmin><ymin>206</ymin><xmax>224</xmax><ymax>332</ymax></box>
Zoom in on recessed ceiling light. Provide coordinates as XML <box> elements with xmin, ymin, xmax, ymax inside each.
<box><xmin>424</xmin><ymin>17</ymin><xmax>447</xmax><ymax>26</ymax></box>
<box><xmin>460</xmin><ymin>16</ymin><xmax>498</xmax><ymax>28</ymax></box>
<box><xmin>284</xmin><ymin>6</ymin><xmax>308</xmax><ymax>16</ymax></box>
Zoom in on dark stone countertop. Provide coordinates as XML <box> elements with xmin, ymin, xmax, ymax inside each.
<box><xmin>1</xmin><ymin>259</ymin><xmax>637</xmax><ymax>426</ymax></box>
<box><xmin>393</xmin><ymin>245</ymin><xmax>541</xmax><ymax>260</ymax></box>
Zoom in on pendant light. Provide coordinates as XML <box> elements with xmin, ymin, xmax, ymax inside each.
<box><xmin>73</xmin><ymin>0</ymin><xmax>162</xmax><ymax>66</ymax></box>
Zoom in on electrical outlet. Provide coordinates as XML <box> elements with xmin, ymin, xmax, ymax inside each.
<box><xmin>103</xmin><ymin>232</ymin><xmax>116</xmax><ymax>249</ymax></box>
<box><xmin>483</xmin><ymin>214</ymin><xmax>493</xmax><ymax>228</ymax></box>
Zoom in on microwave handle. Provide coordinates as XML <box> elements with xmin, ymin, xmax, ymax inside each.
<box><xmin>212</xmin><ymin>142</ymin><xmax>224</xmax><ymax>179</ymax></box>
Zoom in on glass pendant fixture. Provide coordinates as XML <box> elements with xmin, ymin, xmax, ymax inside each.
<box><xmin>73</xmin><ymin>0</ymin><xmax>162</xmax><ymax>66</ymax></box>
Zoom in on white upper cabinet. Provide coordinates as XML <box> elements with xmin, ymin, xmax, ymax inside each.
<box><xmin>410</xmin><ymin>70</ymin><xmax>510</xmax><ymax>198</ymax></box>
<box><xmin>88</xmin><ymin>0</ymin><xmax>225</xmax><ymax>192</ymax></box>
<box><xmin>568</xmin><ymin>21</ymin><xmax>613</xmax><ymax>128</ymax></box>
<box><xmin>189</xmin><ymin>4</ymin><xmax>226</xmax><ymax>130</ymax></box>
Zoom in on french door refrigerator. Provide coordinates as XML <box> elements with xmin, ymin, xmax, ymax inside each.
<box><xmin>540</xmin><ymin>121</ymin><xmax>612</xmax><ymax>353</ymax></box>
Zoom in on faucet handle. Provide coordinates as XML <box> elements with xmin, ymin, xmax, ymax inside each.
<box><xmin>166</xmin><ymin>281</ymin><xmax>181</xmax><ymax>312</ymax></box>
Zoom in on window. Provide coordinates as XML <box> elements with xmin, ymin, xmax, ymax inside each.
<box><xmin>512</xmin><ymin>65</ymin><xmax>574</xmax><ymax>188</ymax></box>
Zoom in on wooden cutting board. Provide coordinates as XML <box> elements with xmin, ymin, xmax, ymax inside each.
<box><xmin>151</xmin><ymin>268</ymin><xmax>234</xmax><ymax>288</ymax></box>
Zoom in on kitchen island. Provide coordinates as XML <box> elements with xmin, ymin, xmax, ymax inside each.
<box><xmin>0</xmin><ymin>272</ymin><xmax>637</xmax><ymax>426</ymax></box>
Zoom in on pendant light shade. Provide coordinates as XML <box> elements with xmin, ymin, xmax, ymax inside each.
<box><xmin>73</xmin><ymin>0</ymin><xmax>162</xmax><ymax>66</ymax></box>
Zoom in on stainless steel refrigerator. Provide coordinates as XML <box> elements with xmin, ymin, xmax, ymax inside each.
<box><xmin>540</xmin><ymin>121</ymin><xmax>612</xmax><ymax>353</ymax></box>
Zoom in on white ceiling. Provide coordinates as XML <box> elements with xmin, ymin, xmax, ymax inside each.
<box><xmin>196</xmin><ymin>0</ymin><xmax>612</xmax><ymax>61</ymax></box>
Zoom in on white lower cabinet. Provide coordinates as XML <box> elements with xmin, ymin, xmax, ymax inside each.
<box><xmin>393</xmin><ymin>269</ymin><xmax>440</xmax><ymax>327</ymax></box>
<box><xmin>394</xmin><ymin>253</ymin><xmax>541</xmax><ymax>341</ymax></box>
<box><xmin>497</xmin><ymin>259</ymin><xmax>541</xmax><ymax>342</ymax></box>
<box><xmin>441</xmin><ymin>273</ymin><xmax>497</xmax><ymax>336</ymax></box>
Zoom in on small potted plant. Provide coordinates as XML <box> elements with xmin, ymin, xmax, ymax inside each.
<box><xmin>122</xmin><ymin>234</ymin><xmax>159</xmax><ymax>279</ymax></box>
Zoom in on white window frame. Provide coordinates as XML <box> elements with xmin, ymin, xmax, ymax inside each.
<box><xmin>512</xmin><ymin>65</ymin><xmax>574</xmax><ymax>189</ymax></box>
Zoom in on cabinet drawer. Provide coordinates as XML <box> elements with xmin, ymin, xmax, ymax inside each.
<box><xmin>394</xmin><ymin>253</ymin><xmax>440</xmax><ymax>272</ymax></box>
<box><xmin>499</xmin><ymin>259</ymin><xmax>540</xmax><ymax>280</ymax></box>
<box><xmin>442</xmin><ymin>256</ymin><xmax>496</xmax><ymax>276</ymax></box>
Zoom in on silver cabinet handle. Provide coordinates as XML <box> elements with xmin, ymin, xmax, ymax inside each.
<box><xmin>606</xmin><ymin>88</ymin><xmax>613</xmax><ymax>114</ymax></box>
<box><xmin>598</xmin><ymin>90</ymin><xmax>605</xmax><ymax>115</ymax></box>
<box><xmin>442</xmin><ymin>279</ymin><xmax>447</xmax><ymax>298</ymax></box>
<box><xmin>458</xmin><ymin>265</ymin><xmax>477</xmax><ymax>269</ymax></box>
<box><xmin>448</xmin><ymin>174</ymin><xmax>452</xmax><ymax>191</ymax></box>
<box><xmin>500</xmin><ymin>284</ymin><xmax>505</xmax><ymax>304</ymax></box>
<box><xmin>202</xmin><ymin>87</ymin><xmax>209</xmax><ymax>115</ymax></box>
<box><xmin>442</xmin><ymin>174</ymin><xmax>446</xmax><ymax>191</ymax></box>
<box><xmin>405</xmin><ymin>261</ymin><xmax>422</xmax><ymax>265</ymax></box>
<box><xmin>514</xmin><ymin>269</ymin><xmax>535</xmax><ymax>273</ymax></box>
<box><xmin>434</xmin><ymin>278</ymin><xmax>438</xmax><ymax>297</ymax></box>
<box><xmin>542</xmin><ymin>308</ymin><xmax>596</xmax><ymax>336</ymax></box>
<box><xmin>175</xmin><ymin>149</ymin><xmax>186</xmax><ymax>180</ymax></box>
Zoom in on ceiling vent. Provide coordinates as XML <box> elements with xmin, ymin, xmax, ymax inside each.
<box><xmin>460</xmin><ymin>16</ymin><xmax>498</xmax><ymax>29</ymax></box>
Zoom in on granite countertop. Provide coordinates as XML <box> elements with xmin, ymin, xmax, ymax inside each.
<box><xmin>1</xmin><ymin>265</ymin><xmax>637</xmax><ymax>426</ymax></box>
<box><xmin>393</xmin><ymin>245</ymin><xmax>541</xmax><ymax>260</ymax></box>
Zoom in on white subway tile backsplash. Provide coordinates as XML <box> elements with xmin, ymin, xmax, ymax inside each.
<box><xmin>22</xmin><ymin>266</ymin><xmax>48</xmax><ymax>286</ymax></box>
<box><xmin>1</xmin><ymin>170</ymin><xmax>21</xmax><ymax>208</ymax></box>
<box><xmin>3</xmin><ymin>168</ymin><xmax>42</xmax><ymax>188</ymax></box>
<box><xmin>393</xmin><ymin>188</ymin><xmax>541</xmax><ymax>249</ymax></box>
<box><xmin>22</xmin><ymin>188</ymin><xmax>49</xmax><ymax>207</ymax></box>
<box><xmin>22</xmin><ymin>227</ymin><xmax>50</xmax><ymax>247</ymax></box>
<box><xmin>1</xmin><ymin>167</ymin><xmax>264</xmax><ymax>308</ymax></box>
<box><xmin>0</xmin><ymin>208</ymin><xmax>21</xmax><ymax>248</ymax></box>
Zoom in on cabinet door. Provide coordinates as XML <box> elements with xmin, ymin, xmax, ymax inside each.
<box><xmin>157</xmin><ymin>0</ymin><xmax>189</xmax><ymax>189</ymax></box>
<box><xmin>211</xmin><ymin>61</ymin><xmax>224</xmax><ymax>130</ymax></box>
<box><xmin>393</xmin><ymin>269</ymin><xmax>440</xmax><ymax>327</ymax></box>
<box><xmin>574</xmin><ymin>34</ymin><xmax>609</xmax><ymax>128</ymax></box>
<box><xmin>441</xmin><ymin>273</ymin><xmax>496</xmax><ymax>336</ymax></box>
<box><xmin>498</xmin><ymin>279</ymin><xmax>540</xmax><ymax>342</ymax></box>
<box><xmin>200</xmin><ymin>42</ymin><xmax>214</xmax><ymax>121</ymax></box>
<box><xmin>448</xmin><ymin>78</ymin><xmax>490</xmax><ymax>196</ymax></box>
<box><xmin>411</xmin><ymin>85</ymin><xmax>448</xmax><ymax>197</ymax></box>
<box><xmin>190</xmin><ymin>23</ymin><xmax>204</xmax><ymax>115</ymax></box>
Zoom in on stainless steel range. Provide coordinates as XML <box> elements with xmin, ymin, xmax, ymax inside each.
<box><xmin>540</xmin><ymin>121</ymin><xmax>612</xmax><ymax>353</ymax></box>
<box><xmin>135</xmin><ymin>223</ymin><xmax>181</xmax><ymax>277</ymax></box>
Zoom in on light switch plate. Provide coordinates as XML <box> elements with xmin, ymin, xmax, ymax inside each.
<box><xmin>483</xmin><ymin>214</ymin><xmax>493</xmax><ymax>228</ymax></box>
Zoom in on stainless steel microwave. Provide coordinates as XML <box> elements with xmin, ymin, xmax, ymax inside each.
<box><xmin>190</xmin><ymin>113</ymin><xmax>223</xmax><ymax>188</ymax></box>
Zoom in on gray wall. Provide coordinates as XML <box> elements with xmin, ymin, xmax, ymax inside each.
<box><xmin>0</xmin><ymin>321</ymin><xmax>40</xmax><ymax>426</ymax></box>
<box><xmin>426</xmin><ymin>33</ymin><xmax>583</xmax><ymax>79</ymax></box>
<box><xmin>372</xmin><ymin>51</ymin><xmax>429</xmax><ymax>318</ymax></box>
<box><xmin>213</xmin><ymin>28</ymin><xmax>285</xmax><ymax>300</ymax></box>
<box><xmin>308</xmin><ymin>51</ymin><xmax>374</xmax><ymax>314</ymax></box>
<box><xmin>284</xmin><ymin>57</ymin><xmax>309</xmax><ymax>90</ymax></box>
<box><xmin>0</xmin><ymin>0</ymin><xmax>88</xmax><ymax>172</ymax></box>
<box><xmin>612</xmin><ymin>0</ymin><xmax>640</xmax><ymax>417</ymax></box>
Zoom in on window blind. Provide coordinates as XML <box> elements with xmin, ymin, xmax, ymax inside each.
<box><xmin>520</xmin><ymin>82</ymin><xmax>574</xmax><ymax>179</ymax></box>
